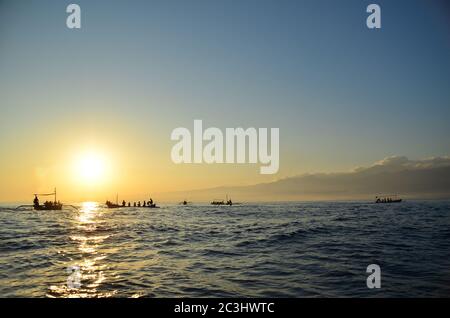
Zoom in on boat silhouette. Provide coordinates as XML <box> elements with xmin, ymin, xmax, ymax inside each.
<box><xmin>33</xmin><ymin>188</ymin><xmax>62</xmax><ymax>210</ymax></box>
<box><xmin>211</xmin><ymin>195</ymin><xmax>233</xmax><ymax>206</ymax></box>
<box><xmin>375</xmin><ymin>195</ymin><xmax>402</xmax><ymax>203</ymax></box>
<box><xmin>15</xmin><ymin>188</ymin><xmax>78</xmax><ymax>211</ymax></box>
<box><xmin>106</xmin><ymin>194</ymin><xmax>160</xmax><ymax>208</ymax></box>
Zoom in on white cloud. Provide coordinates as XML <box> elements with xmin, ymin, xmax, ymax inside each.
<box><xmin>370</xmin><ymin>155</ymin><xmax>450</xmax><ymax>170</ymax></box>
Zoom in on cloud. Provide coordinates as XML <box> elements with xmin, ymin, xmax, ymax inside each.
<box><xmin>373</xmin><ymin>155</ymin><xmax>410</xmax><ymax>167</ymax></box>
<box><xmin>354</xmin><ymin>156</ymin><xmax>450</xmax><ymax>174</ymax></box>
<box><xmin>373</xmin><ymin>155</ymin><xmax>450</xmax><ymax>169</ymax></box>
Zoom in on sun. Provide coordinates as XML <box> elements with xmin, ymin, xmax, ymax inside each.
<box><xmin>74</xmin><ymin>151</ymin><xmax>107</xmax><ymax>185</ymax></box>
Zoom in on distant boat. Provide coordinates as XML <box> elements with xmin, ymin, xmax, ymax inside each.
<box><xmin>105</xmin><ymin>201</ymin><xmax>122</xmax><ymax>208</ymax></box>
<box><xmin>106</xmin><ymin>194</ymin><xmax>160</xmax><ymax>208</ymax></box>
<box><xmin>14</xmin><ymin>188</ymin><xmax>79</xmax><ymax>211</ymax></box>
<box><xmin>375</xmin><ymin>195</ymin><xmax>402</xmax><ymax>204</ymax></box>
<box><xmin>211</xmin><ymin>195</ymin><xmax>233</xmax><ymax>206</ymax></box>
<box><xmin>106</xmin><ymin>194</ymin><xmax>122</xmax><ymax>208</ymax></box>
<box><xmin>106</xmin><ymin>202</ymin><xmax>159</xmax><ymax>208</ymax></box>
<box><xmin>33</xmin><ymin>188</ymin><xmax>63</xmax><ymax>210</ymax></box>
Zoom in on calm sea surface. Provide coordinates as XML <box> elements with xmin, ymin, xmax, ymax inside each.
<box><xmin>0</xmin><ymin>201</ymin><xmax>449</xmax><ymax>297</ymax></box>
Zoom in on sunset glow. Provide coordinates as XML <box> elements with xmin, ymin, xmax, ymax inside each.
<box><xmin>73</xmin><ymin>151</ymin><xmax>108</xmax><ymax>186</ymax></box>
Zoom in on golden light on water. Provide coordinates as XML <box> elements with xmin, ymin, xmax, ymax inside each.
<box><xmin>75</xmin><ymin>202</ymin><xmax>109</xmax><ymax>293</ymax></box>
<box><xmin>48</xmin><ymin>202</ymin><xmax>116</xmax><ymax>298</ymax></box>
<box><xmin>77</xmin><ymin>201</ymin><xmax>98</xmax><ymax>225</ymax></box>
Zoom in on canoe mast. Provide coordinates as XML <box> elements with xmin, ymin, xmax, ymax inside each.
<box><xmin>34</xmin><ymin>188</ymin><xmax>57</xmax><ymax>202</ymax></box>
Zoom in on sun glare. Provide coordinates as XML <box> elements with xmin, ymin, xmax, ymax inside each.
<box><xmin>74</xmin><ymin>151</ymin><xmax>108</xmax><ymax>185</ymax></box>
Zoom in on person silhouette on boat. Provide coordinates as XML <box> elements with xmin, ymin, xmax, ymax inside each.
<box><xmin>133</xmin><ymin>202</ymin><xmax>136</xmax><ymax>207</ymax></box>
<box><xmin>122</xmin><ymin>200</ymin><xmax>126</xmax><ymax>207</ymax></box>
<box><xmin>149</xmin><ymin>198</ymin><xmax>153</xmax><ymax>205</ymax></box>
<box><xmin>128</xmin><ymin>202</ymin><xmax>131</xmax><ymax>207</ymax></box>
<box><xmin>33</xmin><ymin>195</ymin><xmax>39</xmax><ymax>209</ymax></box>
<box><xmin>137</xmin><ymin>201</ymin><xmax>141</xmax><ymax>207</ymax></box>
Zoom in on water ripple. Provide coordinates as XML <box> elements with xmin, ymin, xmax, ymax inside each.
<box><xmin>0</xmin><ymin>201</ymin><xmax>449</xmax><ymax>297</ymax></box>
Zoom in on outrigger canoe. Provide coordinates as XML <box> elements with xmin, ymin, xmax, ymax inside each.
<box><xmin>106</xmin><ymin>201</ymin><xmax>160</xmax><ymax>208</ymax></box>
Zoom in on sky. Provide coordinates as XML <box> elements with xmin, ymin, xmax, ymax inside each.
<box><xmin>0</xmin><ymin>0</ymin><xmax>449</xmax><ymax>202</ymax></box>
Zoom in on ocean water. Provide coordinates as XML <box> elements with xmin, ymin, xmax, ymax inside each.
<box><xmin>0</xmin><ymin>201</ymin><xmax>449</xmax><ymax>298</ymax></box>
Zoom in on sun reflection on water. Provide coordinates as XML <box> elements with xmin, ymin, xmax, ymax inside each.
<box><xmin>47</xmin><ymin>202</ymin><xmax>116</xmax><ymax>298</ymax></box>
